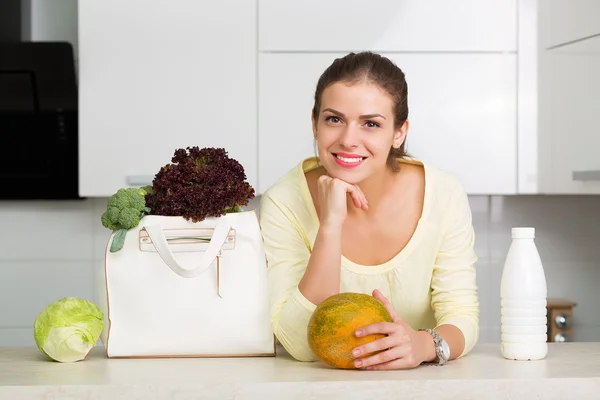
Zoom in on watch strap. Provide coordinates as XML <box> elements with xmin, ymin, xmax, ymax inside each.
<box><xmin>419</xmin><ymin>328</ymin><xmax>448</xmax><ymax>366</ymax></box>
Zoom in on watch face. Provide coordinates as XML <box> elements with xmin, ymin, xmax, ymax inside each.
<box><xmin>440</xmin><ymin>339</ymin><xmax>451</xmax><ymax>360</ymax></box>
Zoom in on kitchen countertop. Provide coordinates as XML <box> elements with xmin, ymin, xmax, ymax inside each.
<box><xmin>1</xmin><ymin>343</ymin><xmax>599</xmax><ymax>399</ymax></box>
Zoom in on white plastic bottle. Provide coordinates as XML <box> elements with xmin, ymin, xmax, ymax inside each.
<box><xmin>500</xmin><ymin>227</ymin><xmax>548</xmax><ymax>360</ymax></box>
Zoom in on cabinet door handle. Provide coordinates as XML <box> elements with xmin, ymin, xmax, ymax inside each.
<box><xmin>126</xmin><ymin>175</ymin><xmax>154</xmax><ymax>186</ymax></box>
<box><xmin>572</xmin><ymin>170</ymin><xmax>600</xmax><ymax>181</ymax></box>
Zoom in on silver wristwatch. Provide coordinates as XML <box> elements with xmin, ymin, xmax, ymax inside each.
<box><xmin>419</xmin><ymin>329</ymin><xmax>450</xmax><ymax>365</ymax></box>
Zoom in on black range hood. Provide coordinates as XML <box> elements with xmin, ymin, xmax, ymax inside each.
<box><xmin>0</xmin><ymin>41</ymin><xmax>81</xmax><ymax>200</ymax></box>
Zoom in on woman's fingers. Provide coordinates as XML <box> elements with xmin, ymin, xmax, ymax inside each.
<box><xmin>357</xmin><ymin>188</ymin><xmax>369</xmax><ymax>211</ymax></box>
<box><xmin>355</xmin><ymin>344</ymin><xmax>416</xmax><ymax>369</ymax></box>
<box><xmin>345</xmin><ymin>184</ymin><xmax>362</xmax><ymax>208</ymax></box>
<box><xmin>352</xmin><ymin>334</ymin><xmax>400</xmax><ymax>358</ymax></box>
<box><xmin>351</xmin><ymin>290</ymin><xmax>419</xmax><ymax>369</ymax></box>
<box><xmin>317</xmin><ymin>175</ymin><xmax>349</xmax><ymax>226</ymax></box>
<box><xmin>355</xmin><ymin>184</ymin><xmax>368</xmax><ymax>210</ymax></box>
<box><xmin>355</xmin><ymin>321</ymin><xmax>400</xmax><ymax>337</ymax></box>
<box><xmin>320</xmin><ymin>175</ymin><xmax>368</xmax><ymax>212</ymax></box>
<box><xmin>372</xmin><ymin>289</ymin><xmax>400</xmax><ymax>323</ymax></box>
<box><xmin>345</xmin><ymin>184</ymin><xmax>368</xmax><ymax>210</ymax></box>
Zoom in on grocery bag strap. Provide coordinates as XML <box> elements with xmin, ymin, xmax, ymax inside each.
<box><xmin>144</xmin><ymin>221</ymin><xmax>232</xmax><ymax>278</ymax></box>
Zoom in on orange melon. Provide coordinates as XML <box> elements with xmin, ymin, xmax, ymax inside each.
<box><xmin>307</xmin><ymin>292</ymin><xmax>393</xmax><ymax>369</ymax></box>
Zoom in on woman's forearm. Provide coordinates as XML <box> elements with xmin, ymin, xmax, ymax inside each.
<box><xmin>298</xmin><ymin>224</ymin><xmax>342</xmax><ymax>305</ymax></box>
<box><xmin>436</xmin><ymin>324</ymin><xmax>465</xmax><ymax>360</ymax></box>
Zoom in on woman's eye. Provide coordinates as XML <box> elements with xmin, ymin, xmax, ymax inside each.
<box><xmin>365</xmin><ymin>120</ymin><xmax>380</xmax><ymax>128</ymax></box>
<box><xmin>325</xmin><ymin>116</ymin><xmax>341</xmax><ymax>124</ymax></box>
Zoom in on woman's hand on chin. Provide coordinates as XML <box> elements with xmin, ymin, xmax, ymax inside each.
<box><xmin>317</xmin><ymin>175</ymin><xmax>368</xmax><ymax>228</ymax></box>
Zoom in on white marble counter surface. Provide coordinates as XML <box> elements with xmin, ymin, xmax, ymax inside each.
<box><xmin>1</xmin><ymin>343</ymin><xmax>599</xmax><ymax>399</ymax></box>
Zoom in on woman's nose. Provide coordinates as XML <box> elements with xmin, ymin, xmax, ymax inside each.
<box><xmin>338</xmin><ymin>125</ymin><xmax>360</xmax><ymax>149</ymax></box>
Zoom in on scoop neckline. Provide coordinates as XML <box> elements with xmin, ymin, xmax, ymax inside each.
<box><xmin>298</xmin><ymin>157</ymin><xmax>432</xmax><ymax>275</ymax></box>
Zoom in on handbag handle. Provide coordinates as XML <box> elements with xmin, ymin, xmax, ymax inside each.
<box><xmin>144</xmin><ymin>221</ymin><xmax>232</xmax><ymax>278</ymax></box>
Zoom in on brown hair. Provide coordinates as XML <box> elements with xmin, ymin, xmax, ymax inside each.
<box><xmin>312</xmin><ymin>51</ymin><xmax>409</xmax><ymax>172</ymax></box>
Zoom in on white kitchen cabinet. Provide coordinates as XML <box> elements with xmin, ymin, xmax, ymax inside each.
<box><xmin>538</xmin><ymin>0</ymin><xmax>600</xmax><ymax>50</ymax></box>
<box><xmin>259</xmin><ymin>0</ymin><xmax>517</xmax><ymax>52</ymax></box>
<box><xmin>540</xmin><ymin>37</ymin><xmax>600</xmax><ymax>194</ymax></box>
<box><xmin>258</xmin><ymin>53</ymin><xmax>517</xmax><ymax>195</ymax></box>
<box><xmin>524</xmin><ymin>0</ymin><xmax>600</xmax><ymax>194</ymax></box>
<box><xmin>79</xmin><ymin>0</ymin><xmax>257</xmax><ymax>197</ymax></box>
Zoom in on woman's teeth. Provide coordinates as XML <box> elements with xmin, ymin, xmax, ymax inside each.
<box><xmin>335</xmin><ymin>154</ymin><xmax>363</xmax><ymax>163</ymax></box>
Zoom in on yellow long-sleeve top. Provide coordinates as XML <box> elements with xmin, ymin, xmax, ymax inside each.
<box><xmin>259</xmin><ymin>157</ymin><xmax>479</xmax><ymax>362</ymax></box>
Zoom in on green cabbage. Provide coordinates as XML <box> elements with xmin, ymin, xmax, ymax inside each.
<box><xmin>33</xmin><ymin>297</ymin><xmax>104</xmax><ymax>362</ymax></box>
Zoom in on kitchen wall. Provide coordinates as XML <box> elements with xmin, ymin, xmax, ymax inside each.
<box><xmin>1</xmin><ymin>193</ymin><xmax>599</xmax><ymax>346</ymax></box>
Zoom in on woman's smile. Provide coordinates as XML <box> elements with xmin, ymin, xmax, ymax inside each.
<box><xmin>332</xmin><ymin>152</ymin><xmax>367</xmax><ymax>168</ymax></box>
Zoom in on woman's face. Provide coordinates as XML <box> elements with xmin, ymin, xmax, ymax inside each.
<box><xmin>313</xmin><ymin>81</ymin><xmax>407</xmax><ymax>184</ymax></box>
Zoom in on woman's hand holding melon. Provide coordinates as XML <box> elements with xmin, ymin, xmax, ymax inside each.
<box><xmin>317</xmin><ymin>175</ymin><xmax>368</xmax><ymax>228</ymax></box>
<box><xmin>351</xmin><ymin>290</ymin><xmax>434</xmax><ymax>370</ymax></box>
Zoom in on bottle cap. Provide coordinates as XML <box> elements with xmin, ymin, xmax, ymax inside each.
<box><xmin>512</xmin><ymin>227</ymin><xmax>535</xmax><ymax>238</ymax></box>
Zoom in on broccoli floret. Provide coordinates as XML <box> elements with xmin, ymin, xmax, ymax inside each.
<box><xmin>101</xmin><ymin>188</ymin><xmax>148</xmax><ymax>231</ymax></box>
<box><xmin>106</xmin><ymin>188</ymin><xmax>144</xmax><ymax>211</ymax></box>
<box><xmin>107</xmin><ymin>190</ymin><xmax>128</xmax><ymax>209</ymax></box>
<box><xmin>101</xmin><ymin>186</ymin><xmax>153</xmax><ymax>253</ymax></box>
<box><xmin>118</xmin><ymin>208</ymin><xmax>141</xmax><ymax>229</ymax></box>
<box><xmin>101</xmin><ymin>207</ymin><xmax>121</xmax><ymax>230</ymax></box>
<box><xmin>128</xmin><ymin>193</ymin><xmax>145</xmax><ymax>211</ymax></box>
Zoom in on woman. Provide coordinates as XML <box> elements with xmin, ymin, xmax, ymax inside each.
<box><xmin>259</xmin><ymin>51</ymin><xmax>479</xmax><ymax>370</ymax></box>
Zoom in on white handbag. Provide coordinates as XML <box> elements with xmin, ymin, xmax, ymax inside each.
<box><xmin>98</xmin><ymin>211</ymin><xmax>275</xmax><ymax>358</ymax></box>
